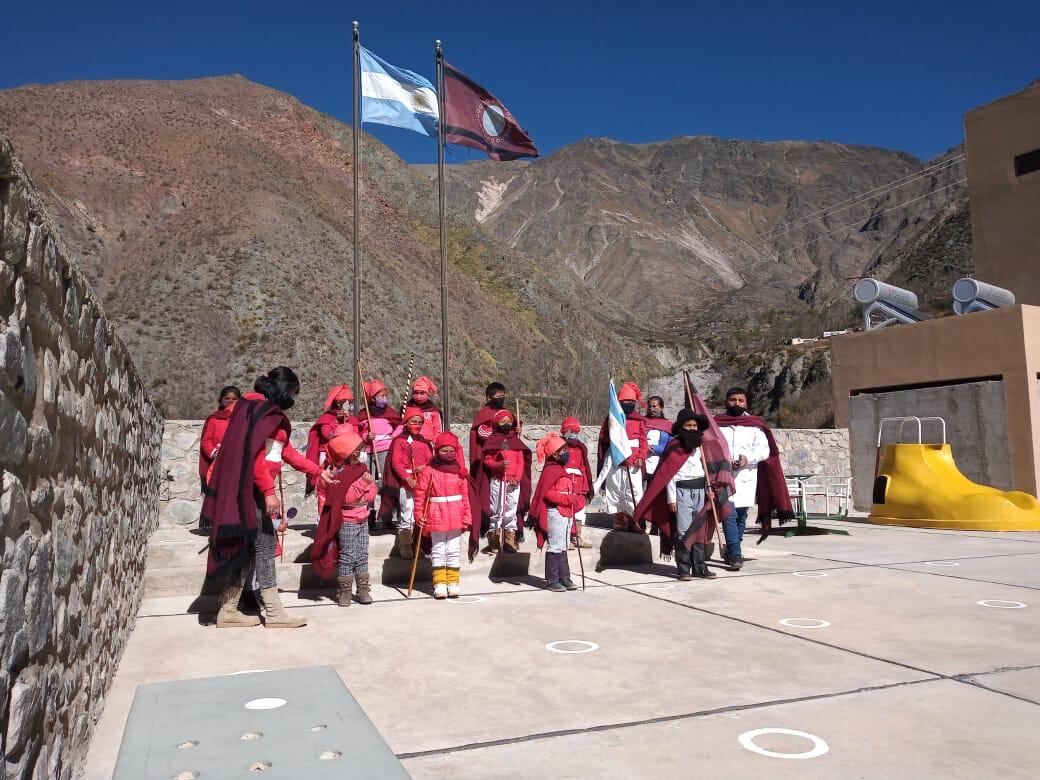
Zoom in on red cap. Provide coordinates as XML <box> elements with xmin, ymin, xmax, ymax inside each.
<box><xmin>492</xmin><ymin>409</ymin><xmax>515</xmax><ymax>426</ymax></box>
<box><xmin>363</xmin><ymin>380</ymin><xmax>387</xmax><ymax>400</ymax></box>
<box><xmin>323</xmin><ymin>384</ymin><xmax>354</xmax><ymax>410</ymax></box>
<box><xmin>326</xmin><ymin>431</ymin><xmax>363</xmax><ymax>464</ymax></box>
<box><xmin>617</xmin><ymin>382</ymin><xmax>643</xmax><ymax>404</ymax></box>
<box><xmin>536</xmin><ymin>432</ymin><xmax>566</xmax><ymax>464</ymax></box>
<box><xmin>413</xmin><ymin>376</ymin><xmax>437</xmax><ymax>394</ymax></box>
<box><xmin>434</xmin><ymin>431</ymin><xmax>461</xmax><ymax>450</ymax></box>
<box><xmin>403</xmin><ymin>406</ymin><xmax>424</xmax><ymax>424</ymax></box>
<box><xmin>561</xmin><ymin>416</ymin><xmax>581</xmax><ymax>434</ymax></box>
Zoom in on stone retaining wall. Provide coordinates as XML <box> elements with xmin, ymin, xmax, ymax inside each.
<box><xmin>160</xmin><ymin>420</ymin><xmax>850</xmax><ymax>527</ymax></box>
<box><xmin>0</xmin><ymin>137</ymin><xmax>163</xmax><ymax>779</ymax></box>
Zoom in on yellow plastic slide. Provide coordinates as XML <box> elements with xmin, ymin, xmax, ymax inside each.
<box><xmin>870</xmin><ymin>443</ymin><xmax>1040</xmax><ymax>531</ymax></box>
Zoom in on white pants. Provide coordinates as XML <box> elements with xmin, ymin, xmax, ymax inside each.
<box><xmin>489</xmin><ymin>479</ymin><xmax>519</xmax><ymax>530</ymax></box>
<box><xmin>395</xmin><ymin>488</ymin><xmax>414</xmax><ymax>531</ymax></box>
<box><xmin>547</xmin><ymin>508</ymin><xmax>571</xmax><ymax>554</ymax></box>
<box><xmin>604</xmin><ymin>465</ymin><xmax>643</xmax><ymax>514</ymax></box>
<box><xmin>431</xmin><ymin>530</ymin><xmax>462</xmax><ymax>568</ymax></box>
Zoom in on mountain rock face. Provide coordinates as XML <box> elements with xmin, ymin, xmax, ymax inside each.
<box><xmin>424</xmin><ymin>137</ymin><xmax>966</xmax><ymax>330</ymax></box>
<box><xmin>0</xmin><ymin>77</ymin><xmax>661</xmax><ymax>418</ymax></box>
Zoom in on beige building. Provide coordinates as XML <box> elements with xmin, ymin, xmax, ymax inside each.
<box><xmin>832</xmin><ymin>82</ymin><xmax>1040</xmax><ymax>509</ymax></box>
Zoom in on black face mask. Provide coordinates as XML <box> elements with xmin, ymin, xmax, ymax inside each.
<box><xmin>556</xmin><ymin>449</ymin><xmax>571</xmax><ymax>467</ymax></box>
<box><xmin>725</xmin><ymin>405</ymin><xmax>745</xmax><ymax>417</ymax></box>
<box><xmin>620</xmin><ymin>401</ymin><xmax>637</xmax><ymax>415</ymax></box>
<box><xmin>496</xmin><ymin>423</ymin><xmax>513</xmax><ymax>434</ymax></box>
<box><xmin>677</xmin><ymin>429</ymin><xmax>703</xmax><ymax>452</ymax></box>
<box><xmin>489</xmin><ymin>397</ymin><xmax>506</xmax><ymax>410</ymax></box>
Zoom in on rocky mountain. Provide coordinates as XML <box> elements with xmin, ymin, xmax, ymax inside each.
<box><xmin>0</xmin><ymin>77</ymin><xmax>662</xmax><ymax>419</ymax></box>
<box><xmin>422</xmin><ymin>137</ymin><xmax>967</xmax><ymax>333</ymax></box>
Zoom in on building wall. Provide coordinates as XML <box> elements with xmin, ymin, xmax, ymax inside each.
<box><xmin>159</xmin><ymin>421</ymin><xmax>851</xmax><ymax>528</ymax></box>
<box><xmin>847</xmin><ymin>380</ymin><xmax>1011</xmax><ymax>510</ymax></box>
<box><xmin>0</xmin><ymin>137</ymin><xmax>163</xmax><ymax>779</ymax></box>
<box><xmin>965</xmin><ymin>81</ymin><xmax>1040</xmax><ymax>306</ymax></box>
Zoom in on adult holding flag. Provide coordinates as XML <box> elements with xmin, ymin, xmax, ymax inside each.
<box><xmin>594</xmin><ymin>380</ymin><xmax>649</xmax><ymax>532</ymax></box>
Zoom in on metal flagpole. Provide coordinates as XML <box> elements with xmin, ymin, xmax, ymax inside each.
<box><xmin>436</xmin><ymin>40</ymin><xmax>450</xmax><ymax>425</ymax></box>
<box><xmin>352</xmin><ymin>20</ymin><xmax>363</xmax><ymax>395</ymax></box>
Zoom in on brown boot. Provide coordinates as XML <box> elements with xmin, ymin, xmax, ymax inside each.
<box><xmin>503</xmin><ymin>529</ymin><xmax>519</xmax><ymax>553</ymax></box>
<box><xmin>336</xmin><ymin>576</ymin><xmax>353</xmax><ymax>607</ymax></box>
<box><xmin>216</xmin><ymin>585</ymin><xmax>261</xmax><ymax>628</ymax></box>
<box><xmin>354</xmin><ymin>572</ymin><xmax>373</xmax><ymax>605</ymax></box>
<box><xmin>487</xmin><ymin>531</ymin><xmax>500</xmax><ymax>554</ymax></box>
<box><xmin>397</xmin><ymin>528</ymin><xmax>414</xmax><ymax>560</ymax></box>
<box><xmin>259</xmin><ymin>587</ymin><xmax>307</xmax><ymax>628</ymax></box>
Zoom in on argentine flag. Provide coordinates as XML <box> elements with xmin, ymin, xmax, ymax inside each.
<box><xmin>360</xmin><ymin>47</ymin><xmax>438</xmax><ymax>137</ymax></box>
<box><xmin>593</xmin><ymin>379</ymin><xmax>634</xmax><ymax>492</ymax></box>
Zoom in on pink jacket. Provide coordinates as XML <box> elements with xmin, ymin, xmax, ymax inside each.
<box><xmin>340</xmin><ymin>472</ymin><xmax>378</xmax><ymax>525</ymax></box>
<box><xmin>414</xmin><ymin>466</ymin><xmax>472</xmax><ymax>535</ymax></box>
<box><xmin>358</xmin><ymin>415</ymin><xmax>402</xmax><ymax>454</ymax></box>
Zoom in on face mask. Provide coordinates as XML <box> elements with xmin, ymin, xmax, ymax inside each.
<box><xmin>437</xmin><ymin>452</ymin><xmax>456</xmax><ymax>464</ymax></box>
<box><xmin>725</xmin><ymin>405</ymin><xmax>745</xmax><ymax>416</ymax></box>
<box><xmin>620</xmin><ymin>401</ymin><xmax>636</xmax><ymax>415</ymax></box>
<box><xmin>563</xmin><ymin>432</ymin><xmax>580</xmax><ymax>440</ymax></box>
<box><xmin>489</xmin><ymin>397</ymin><xmax>506</xmax><ymax>410</ymax></box>
<box><xmin>406</xmin><ymin>423</ymin><xmax>422</xmax><ymax>436</ymax></box>
<box><xmin>347</xmin><ymin>402</ymin><xmax>356</xmax><ymax>414</ymax></box>
<box><xmin>556</xmin><ymin>449</ymin><xmax>571</xmax><ymax>466</ymax></box>
<box><xmin>677</xmin><ymin>429</ymin><xmax>703</xmax><ymax>452</ymax></box>
<box><xmin>413</xmin><ymin>392</ymin><xmax>428</xmax><ymax>403</ymax></box>
<box><xmin>373</xmin><ymin>398</ymin><xmax>388</xmax><ymax>409</ymax></box>
<box><xmin>496</xmin><ymin>423</ymin><xmax>513</xmax><ymax>434</ymax></box>
<box><xmin>220</xmin><ymin>397</ymin><xmax>235</xmax><ymax>408</ymax></box>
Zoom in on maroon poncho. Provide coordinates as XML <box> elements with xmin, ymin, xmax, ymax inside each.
<box><xmin>468</xmin><ymin>403</ymin><xmax>500</xmax><ymax>477</ymax></box>
<box><xmin>530</xmin><ymin>460</ymin><xmax>578</xmax><ymax>549</ymax></box>
<box><xmin>304</xmin><ymin>411</ymin><xmax>338</xmax><ymax>495</ymax></box>
<box><xmin>632</xmin><ymin>440</ymin><xmax>734</xmax><ymax>556</ymax></box>
<box><xmin>475</xmin><ymin>430</ymin><xmax>532</xmax><ymax>539</ymax></box>
<box><xmin>201</xmin><ymin>398</ymin><xmax>285</xmax><ymax>577</ymax></box>
<box><xmin>714</xmin><ymin>413</ymin><xmax>795</xmax><ymax>539</ymax></box>
<box><xmin>377</xmin><ymin>432</ymin><xmax>434</xmax><ymax>525</ymax></box>
<box><xmin>310</xmin><ymin>462</ymin><xmax>370</xmax><ymax>581</ymax></box>
<box><xmin>564</xmin><ymin>439</ymin><xmax>594</xmax><ymax>502</ymax></box>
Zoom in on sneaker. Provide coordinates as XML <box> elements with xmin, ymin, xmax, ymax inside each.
<box><xmin>561</xmin><ymin>578</ymin><xmax>578</xmax><ymax>591</ymax></box>
<box><xmin>728</xmin><ymin>557</ymin><xmax>743</xmax><ymax>572</ymax></box>
<box><xmin>434</xmin><ymin>583</ymin><xmax>448</xmax><ymax>600</ymax></box>
<box><xmin>677</xmin><ymin>573</ymin><xmax>694</xmax><ymax>582</ymax></box>
<box><xmin>694</xmin><ymin>570</ymin><xmax>717</xmax><ymax>579</ymax></box>
<box><xmin>545</xmin><ymin>582</ymin><xmax>567</xmax><ymax>593</ymax></box>
<box><xmin>447</xmin><ymin>583</ymin><xmax>460</xmax><ymax>599</ymax></box>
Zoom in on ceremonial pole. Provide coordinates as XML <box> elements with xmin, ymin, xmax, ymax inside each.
<box><xmin>352</xmin><ymin>20</ymin><xmax>363</xmax><ymax>394</ymax></box>
<box><xmin>435</xmin><ymin>40</ymin><xmax>450</xmax><ymax>425</ymax></box>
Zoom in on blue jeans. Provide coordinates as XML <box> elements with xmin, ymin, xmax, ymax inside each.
<box><xmin>723</xmin><ymin>507</ymin><xmax>749</xmax><ymax>560</ymax></box>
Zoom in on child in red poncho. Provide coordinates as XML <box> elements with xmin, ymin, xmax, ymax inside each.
<box><xmin>409</xmin><ymin>375</ymin><xmax>444</xmax><ymax>440</ymax></box>
<box><xmin>311</xmin><ymin>431</ymin><xmax>379</xmax><ymax>607</ymax></box>
<box><xmin>478</xmin><ymin>409</ymin><xmax>532</xmax><ymax>553</ymax></box>
<box><xmin>414</xmin><ymin>432</ymin><xmax>474</xmax><ymax>599</ymax></box>
<box><xmin>560</xmin><ymin>416</ymin><xmax>595</xmax><ymax>548</ymax></box>
<box><xmin>382</xmin><ymin>406</ymin><xmax>434</xmax><ymax>560</ymax></box>
<box><xmin>531</xmin><ymin>433</ymin><xmax>579</xmax><ymax>592</ymax></box>
<box><xmin>305</xmin><ymin>384</ymin><xmax>358</xmax><ymax>519</ymax></box>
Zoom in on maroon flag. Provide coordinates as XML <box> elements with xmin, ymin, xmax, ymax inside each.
<box><xmin>442</xmin><ymin>61</ymin><xmax>538</xmax><ymax>161</ymax></box>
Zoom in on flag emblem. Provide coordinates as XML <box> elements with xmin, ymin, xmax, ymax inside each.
<box><xmin>480</xmin><ymin>102</ymin><xmax>508</xmax><ymax>139</ymax></box>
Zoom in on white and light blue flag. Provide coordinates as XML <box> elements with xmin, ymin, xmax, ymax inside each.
<box><xmin>593</xmin><ymin>379</ymin><xmax>634</xmax><ymax>492</ymax></box>
<box><xmin>359</xmin><ymin>47</ymin><xmax>438</xmax><ymax>136</ymax></box>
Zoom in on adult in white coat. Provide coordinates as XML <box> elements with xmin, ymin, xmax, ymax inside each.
<box><xmin>717</xmin><ymin>387</ymin><xmax>769</xmax><ymax>570</ymax></box>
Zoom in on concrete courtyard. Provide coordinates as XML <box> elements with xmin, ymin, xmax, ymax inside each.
<box><xmin>84</xmin><ymin>515</ymin><xmax>1040</xmax><ymax>779</ymax></box>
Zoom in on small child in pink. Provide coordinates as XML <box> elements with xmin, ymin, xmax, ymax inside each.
<box><xmin>414</xmin><ymin>432</ymin><xmax>473</xmax><ymax>599</ymax></box>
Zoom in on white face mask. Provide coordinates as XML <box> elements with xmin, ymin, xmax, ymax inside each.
<box><xmin>563</xmin><ymin>432</ymin><xmax>580</xmax><ymax>440</ymax></box>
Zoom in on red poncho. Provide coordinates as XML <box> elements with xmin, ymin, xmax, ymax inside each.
<box><xmin>468</xmin><ymin>403</ymin><xmax>501</xmax><ymax>476</ymax></box>
<box><xmin>714</xmin><ymin>413</ymin><xmax>795</xmax><ymax>538</ymax></box>
<box><xmin>310</xmin><ymin>462</ymin><xmax>370</xmax><ymax>581</ymax></box>
<box><xmin>475</xmin><ymin>430</ymin><xmax>532</xmax><ymax>540</ymax></box>
<box><xmin>529</xmin><ymin>460</ymin><xmax>579</xmax><ymax>549</ymax></box>
<box><xmin>199</xmin><ymin>403</ymin><xmax>235</xmax><ymax>486</ymax></box>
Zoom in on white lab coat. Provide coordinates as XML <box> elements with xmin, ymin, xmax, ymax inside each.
<box><xmin>719</xmin><ymin>418</ymin><xmax>770</xmax><ymax>508</ymax></box>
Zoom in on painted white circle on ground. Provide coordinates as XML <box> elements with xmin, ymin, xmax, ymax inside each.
<box><xmin>738</xmin><ymin>728</ymin><xmax>829</xmax><ymax>759</ymax></box>
<box><xmin>779</xmin><ymin>618</ymin><xmax>831</xmax><ymax>629</ymax></box>
<box><xmin>637</xmin><ymin>583</ymin><xmax>676</xmax><ymax>591</ymax></box>
<box><xmin>228</xmin><ymin>669</ymin><xmax>271</xmax><ymax>676</ymax></box>
<box><xmin>452</xmin><ymin>595</ymin><xmax>486</xmax><ymax>604</ymax></box>
<box><xmin>925</xmin><ymin>561</ymin><xmax>960</xmax><ymax>567</ymax></box>
<box><xmin>545</xmin><ymin>640</ymin><xmax>600</xmax><ymax>654</ymax></box>
<box><xmin>244</xmin><ymin>698</ymin><xmax>287</xmax><ymax>710</ymax></box>
<box><xmin>976</xmin><ymin>600</ymin><xmax>1027</xmax><ymax>609</ymax></box>
<box><xmin>792</xmin><ymin>571</ymin><xmax>828</xmax><ymax>578</ymax></box>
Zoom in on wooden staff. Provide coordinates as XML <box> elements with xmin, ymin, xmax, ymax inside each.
<box><xmin>573</xmin><ymin>517</ymin><xmax>586</xmax><ymax>591</ymax></box>
<box><xmin>356</xmin><ymin>358</ymin><xmax>381</xmax><ymax>481</ymax></box>
<box><xmin>406</xmin><ymin>489</ymin><xmax>434</xmax><ymax>599</ymax></box>
<box><xmin>277</xmin><ymin>472</ymin><xmax>287</xmax><ymax>560</ymax></box>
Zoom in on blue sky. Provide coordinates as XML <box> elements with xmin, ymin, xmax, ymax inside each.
<box><xmin>3</xmin><ymin>1</ymin><xmax>1037</xmax><ymax>164</ymax></box>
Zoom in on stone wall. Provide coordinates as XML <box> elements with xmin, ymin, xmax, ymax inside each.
<box><xmin>160</xmin><ymin>420</ymin><xmax>850</xmax><ymax>527</ymax></box>
<box><xmin>0</xmin><ymin>137</ymin><xmax>163</xmax><ymax>779</ymax></box>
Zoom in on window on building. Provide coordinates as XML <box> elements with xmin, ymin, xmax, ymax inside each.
<box><xmin>1013</xmin><ymin>148</ymin><xmax>1040</xmax><ymax>178</ymax></box>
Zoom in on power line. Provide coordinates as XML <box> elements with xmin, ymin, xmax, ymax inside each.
<box><xmin>773</xmin><ymin>178</ymin><xmax>967</xmax><ymax>256</ymax></box>
<box><xmin>752</xmin><ymin>154</ymin><xmax>965</xmax><ymax>247</ymax></box>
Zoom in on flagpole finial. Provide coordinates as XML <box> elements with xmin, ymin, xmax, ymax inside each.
<box><xmin>352</xmin><ymin>20</ymin><xmax>359</xmax><ymax>33</ymax></box>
